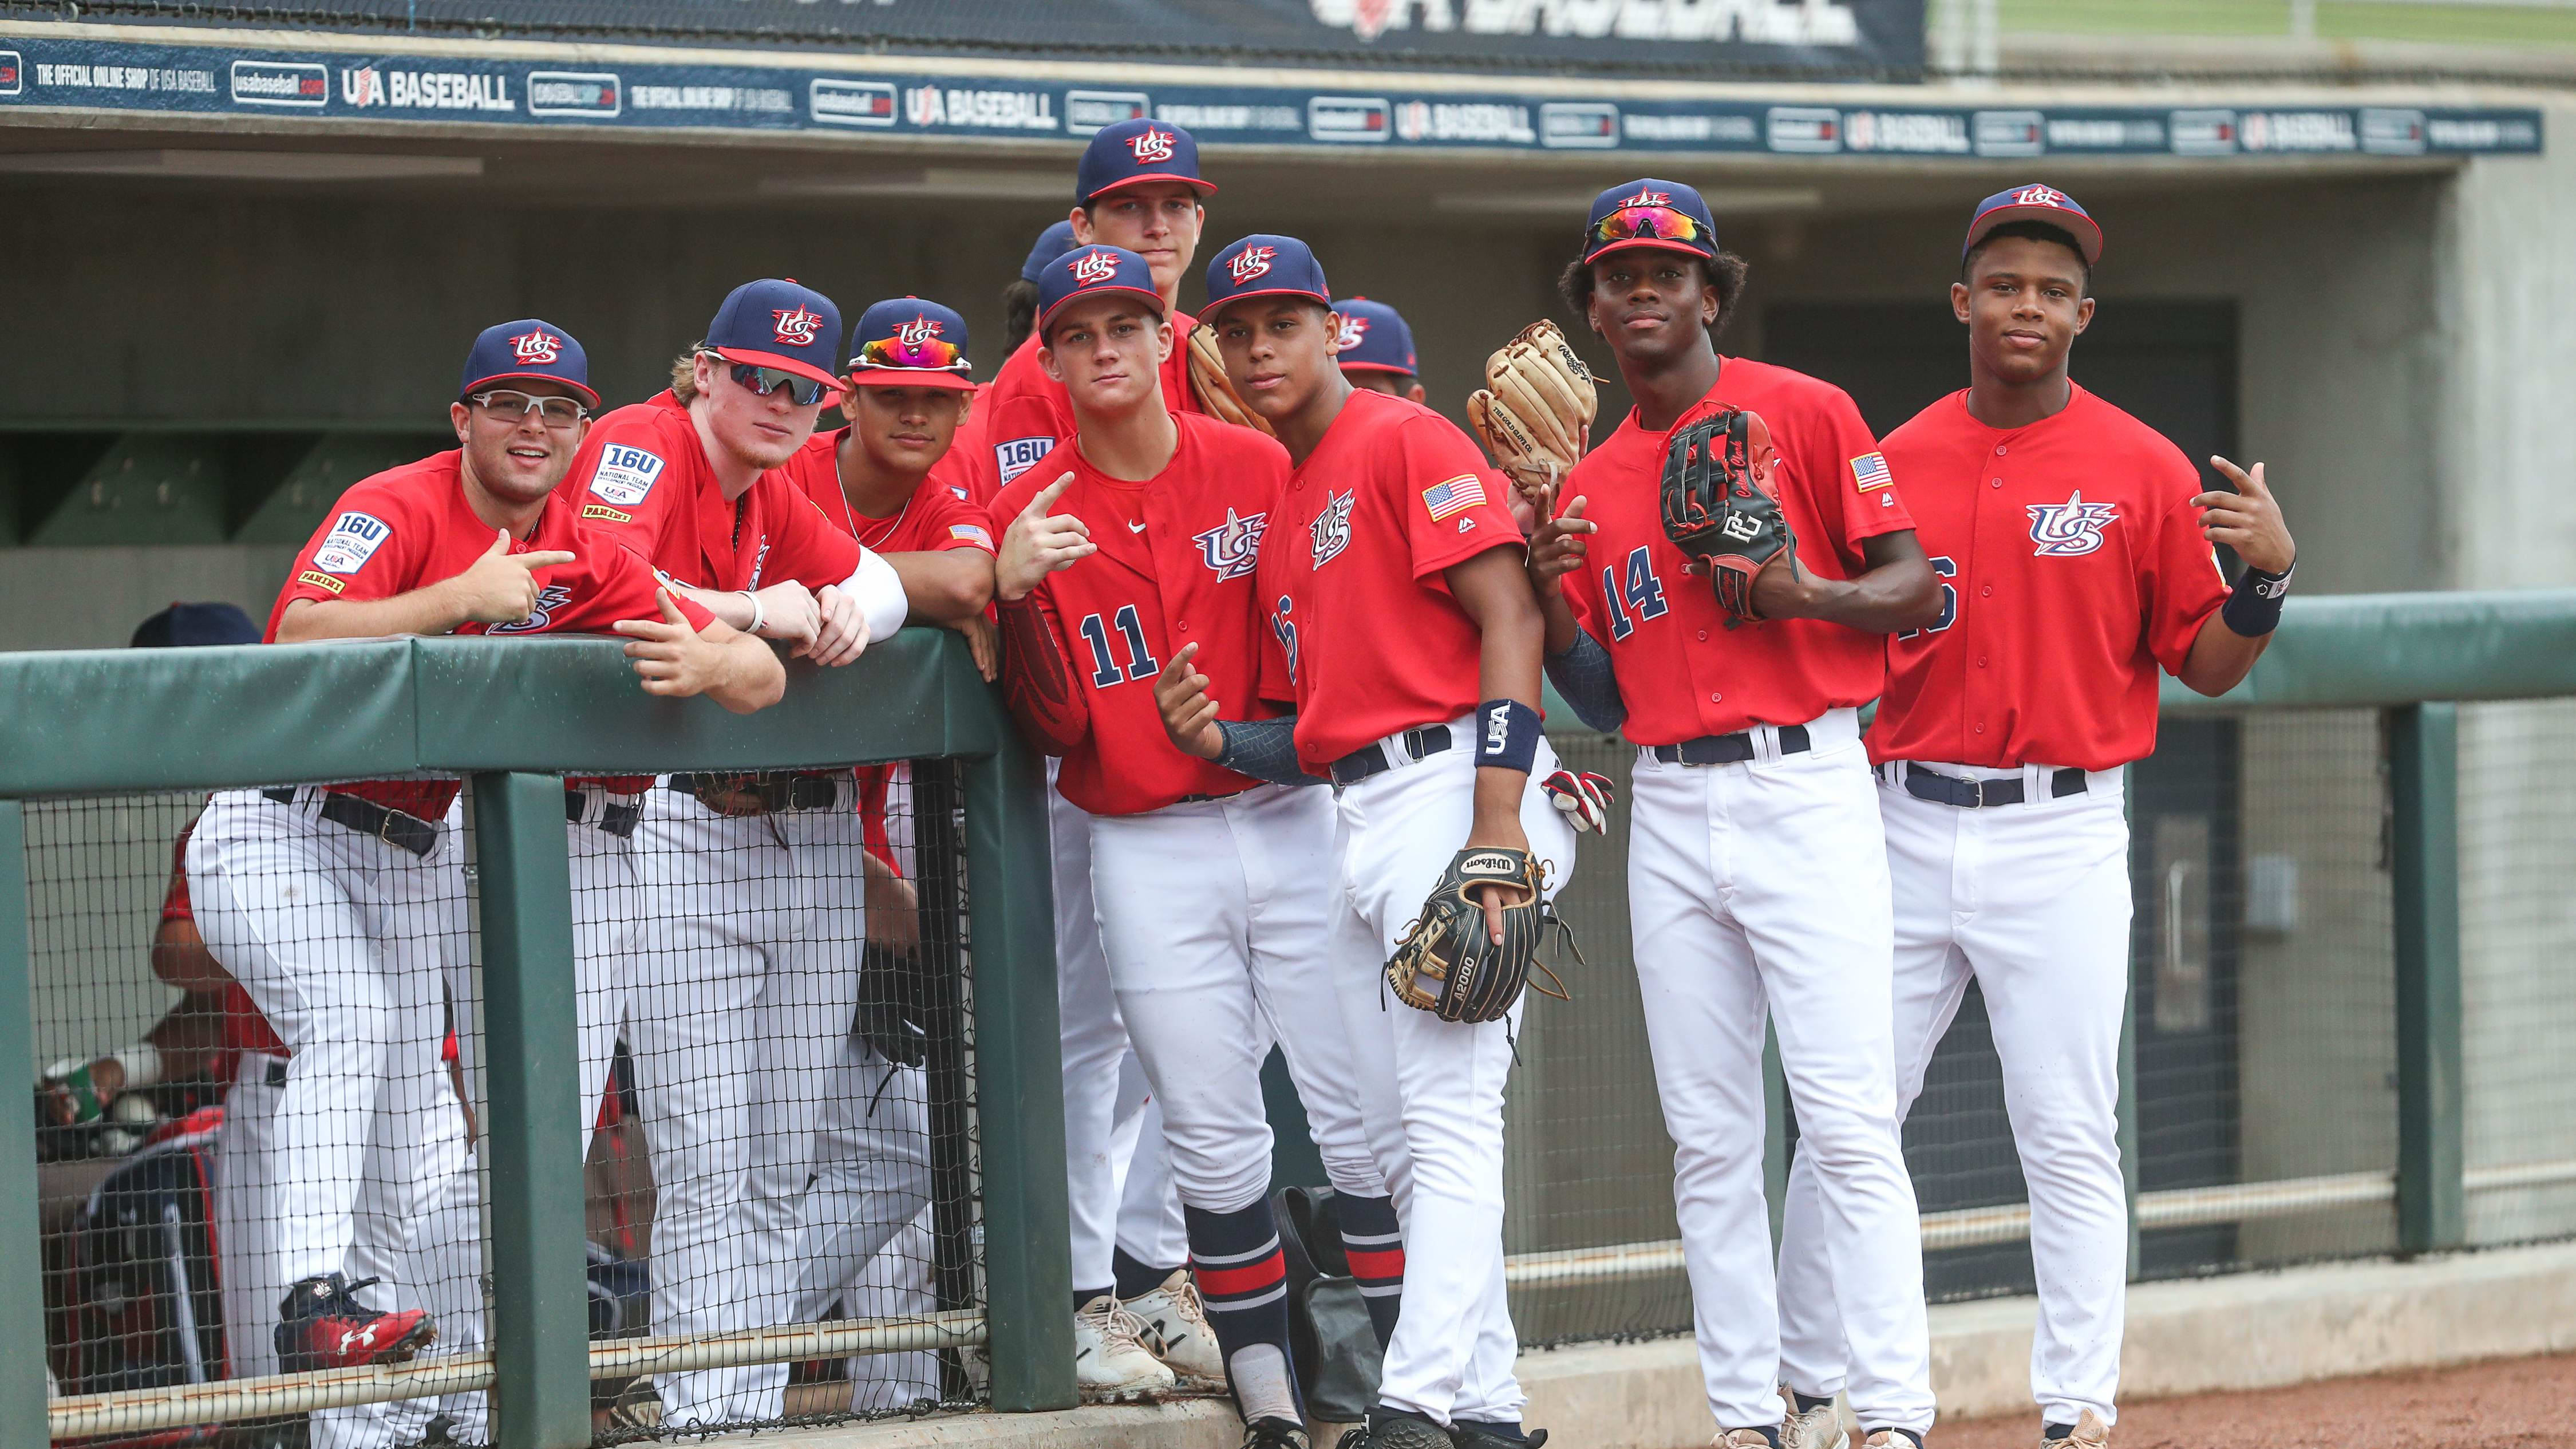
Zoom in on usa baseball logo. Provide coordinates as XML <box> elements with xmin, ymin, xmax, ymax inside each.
<box><xmin>1334</xmin><ymin>313</ymin><xmax>1369</xmax><ymax>352</ymax></box>
<box><xmin>771</xmin><ymin>306</ymin><xmax>824</xmax><ymax>346</ymax></box>
<box><xmin>2014</xmin><ymin>184</ymin><xmax>2069</xmax><ymax>210</ymax></box>
<box><xmin>487</xmin><ymin>584</ymin><xmax>572</xmax><ymax>635</ymax></box>
<box><xmin>1068</xmin><ymin>248</ymin><xmax>1120</xmax><ymax>285</ymax></box>
<box><xmin>2025</xmin><ymin>491</ymin><xmax>2119</xmax><ymax>556</ymax></box>
<box><xmin>1309</xmin><ymin>489</ymin><xmax>1354</xmax><ymax>568</ymax></box>
<box><xmin>895</xmin><ymin>315</ymin><xmax>943</xmax><ymax>347</ymax></box>
<box><xmin>1192</xmin><ymin>508</ymin><xmax>1267</xmax><ymax>581</ymax></box>
<box><xmin>509</xmin><ymin>330</ymin><xmax>563</xmax><ymax>365</ymax></box>
<box><xmin>1128</xmin><ymin>126</ymin><xmax>1177</xmax><ymax>163</ymax></box>
<box><xmin>1271</xmin><ymin>595</ymin><xmax>1300</xmax><ymax>684</ymax></box>
<box><xmin>1618</xmin><ymin>188</ymin><xmax>1672</xmax><ymax>207</ymax></box>
<box><xmin>1227</xmin><ymin>246</ymin><xmax>1278</xmax><ymax>285</ymax></box>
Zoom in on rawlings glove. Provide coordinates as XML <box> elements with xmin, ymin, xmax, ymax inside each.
<box><xmin>1386</xmin><ymin>847</ymin><xmax>1557</xmax><ymax>1024</ymax></box>
<box><xmin>1187</xmin><ymin>325</ymin><xmax>1276</xmax><ymax>436</ymax></box>
<box><xmin>1660</xmin><ymin>404</ymin><xmax>1796</xmax><ymax>625</ymax></box>
<box><xmin>1468</xmin><ymin>321</ymin><xmax>1597</xmax><ymax>497</ymax></box>
<box><xmin>1542</xmin><ymin>768</ymin><xmax>1615</xmax><ymax>835</ymax></box>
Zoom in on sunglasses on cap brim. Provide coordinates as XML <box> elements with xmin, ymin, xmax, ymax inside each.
<box><xmin>709</xmin><ymin>357</ymin><xmax>835</xmax><ymax>406</ymax></box>
<box><xmin>1591</xmin><ymin>205</ymin><xmax>1709</xmax><ymax>248</ymax></box>
<box><xmin>852</xmin><ymin>335</ymin><xmax>970</xmax><ymax>373</ymax></box>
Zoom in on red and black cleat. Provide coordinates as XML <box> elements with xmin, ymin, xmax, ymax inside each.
<box><xmin>274</xmin><ymin>1273</ymin><xmax>436</xmax><ymax>1374</ymax></box>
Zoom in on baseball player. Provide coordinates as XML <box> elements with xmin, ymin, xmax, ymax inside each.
<box><xmin>1523</xmin><ymin>179</ymin><xmax>1941</xmax><ymax>1449</ymax></box>
<box><xmin>1003</xmin><ymin>220</ymin><xmax>1078</xmax><ymax>356</ymax></box>
<box><xmin>1163</xmin><ymin>232</ymin><xmax>1577</xmax><ymax>1449</ymax></box>
<box><xmin>991</xmin><ymin>243</ymin><xmax>1391</xmax><ymax>1449</ymax></box>
<box><xmin>982</xmin><ymin>139</ymin><xmax>1222</xmax><ymax>1396</ymax></box>
<box><xmin>562</xmin><ymin>278</ymin><xmax>911</xmax><ymax>1428</ymax></box>
<box><xmin>1330</xmin><ymin>298</ymin><xmax>1428</xmax><ymax>405</ymax></box>
<box><xmin>187</xmin><ymin>322</ymin><xmax>776</xmax><ymax>1447</ymax></box>
<box><xmin>1771</xmin><ymin>186</ymin><xmax>2297</xmax><ymax>1449</ymax></box>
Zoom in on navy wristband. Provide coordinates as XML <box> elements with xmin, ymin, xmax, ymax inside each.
<box><xmin>1475</xmin><ymin>698</ymin><xmax>1544</xmax><ymax>775</ymax></box>
<box><xmin>2221</xmin><ymin>561</ymin><xmax>2293</xmax><ymax>637</ymax></box>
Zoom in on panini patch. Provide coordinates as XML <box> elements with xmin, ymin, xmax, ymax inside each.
<box><xmin>298</xmin><ymin>569</ymin><xmax>347</xmax><ymax>595</ymax></box>
<box><xmin>583</xmin><ymin>503</ymin><xmax>634</xmax><ymax>523</ymax></box>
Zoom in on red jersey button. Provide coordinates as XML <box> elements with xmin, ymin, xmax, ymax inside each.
<box><xmin>1991</xmin><ymin>478</ymin><xmax>2004</xmax><ymax>488</ymax></box>
<box><xmin>1981</xmin><ymin>585</ymin><xmax>1993</xmax><ymax>597</ymax></box>
<box><xmin>1696</xmin><ymin>629</ymin><xmax>1709</xmax><ymax>642</ymax></box>
<box><xmin>1996</xmin><ymin>445</ymin><xmax>2008</xmax><ymax>456</ymax></box>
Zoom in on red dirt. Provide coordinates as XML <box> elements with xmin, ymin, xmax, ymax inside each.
<box><xmin>1933</xmin><ymin>1352</ymin><xmax>2576</xmax><ymax>1448</ymax></box>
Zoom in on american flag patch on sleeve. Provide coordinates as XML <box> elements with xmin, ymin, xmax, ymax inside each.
<box><xmin>951</xmin><ymin>523</ymin><xmax>994</xmax><ymax>548</ymax></box>
<box><xmin>1851</xmin><ymin>452</ymin><xmax>1894</xmax><ymax>492</ymax></box>
<box><xmin>1422</xmin><ymin>473</ymin><xmax>1488</xmax><ymax>522</ymax></box>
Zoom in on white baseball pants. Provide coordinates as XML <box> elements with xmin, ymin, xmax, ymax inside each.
<box><xmin>1625</xmin><ymin>712</ymin><xmax>1934</xmax><ymax>1437</ymax></box>
<box><xmin>807</xmin><ymin>1206</ymin><xmax>945</xmax><ymax>1414</ymax></box>
<box><xmin>1777</xmin><ymin>763</ymin><xmax>2132</xmax><ymax>1429</ymax></box>
<box><xmin>626</xmin><ymin>783</ymin><xmax>869</xmax><ymax>1428</ymax></box>
<box><xmin>790</xmin><ymin>1040</ymin><xmax>934</xmax><ymax>1324</ymax></box>
<box><xmin>1331</xmin><ymin>721</ymin><xmax>1577</xmax><ymax>1427</ymax></box>
<box><xmin>1088</xmin><ymin>783</ymin><xmax>1384</xmax><ymax>1215</ymax></box>
<box><xmin>1114</xmin><ymin>1055</ymin><xmax>1190</xmax><ymax>1272</ymax></box>
<box><xmin>186</xmin><ymin>789</ymin><xmax>465</xmax><ymax>1292</ymax></box>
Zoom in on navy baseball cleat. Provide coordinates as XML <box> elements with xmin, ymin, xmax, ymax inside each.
<box><xmin>274</xmin><ymin>1272</ymin><xmax>435</xmax><ymax>1374</ymax></box>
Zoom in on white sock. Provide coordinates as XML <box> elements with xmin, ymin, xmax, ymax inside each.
<box><xmin>1228</xmin><ymin>1342</ymin><xmax>1297</xmax><ymax>1425</ymax></box>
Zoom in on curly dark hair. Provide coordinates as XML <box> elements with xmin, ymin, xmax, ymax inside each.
<box><xmin>1000</xmin><ymin>279</ymin><xmax>1041</xmax><ymax>355</ymax></box>
<box><xmin>1558</xmin><ymin>249</ymin><xmax>1751</xmax><ymax>338</ymax></box>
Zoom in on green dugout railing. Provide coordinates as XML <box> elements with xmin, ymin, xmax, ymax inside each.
<box><xmin>0</xmin><ymin>629</ymin><xmax>1074</xmax><ymax>1449</ymax></box>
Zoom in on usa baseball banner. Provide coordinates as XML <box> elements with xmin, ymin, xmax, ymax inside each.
<box><xmin>0</xmin><ymin>27</ymin><xmax>2543</xmax><ymax>159</ymax></box>
<box><xmin>15</xmin><ymin>0</ymin><xmax>1930</xmax><ymax>75</ymax></box>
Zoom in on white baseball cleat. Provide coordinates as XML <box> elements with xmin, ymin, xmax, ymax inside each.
<box><xmin>2046</xmin><ymin>1409</ymin><xmax>2111</xmax><ymax>1448</ymax></box>
<box><xmin>1074</xmin><ymin>1292</ymin><xmax>1178</xmax><ymax>1400</ymax></box>
<box><xmin>1716</xmin><ymin>1431</ymin><xmax>1777</xmax><ymax>1448</ymax></box>
<box><xmin>1781</xmin><ymin>1388</ymin><xmax>1848</xmax><ymax>1449</ymax></box>
<box><xmin>1123</xmin><ymin>1269</ymin><xmax>1227</xmax><ymax>1389</ymax></box>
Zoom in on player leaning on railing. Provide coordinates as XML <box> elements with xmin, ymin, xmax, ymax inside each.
<box><xmin>1764</xmin><ymin>186</ymin><xmax>2297</xmax><ymax>1449</ymax></box>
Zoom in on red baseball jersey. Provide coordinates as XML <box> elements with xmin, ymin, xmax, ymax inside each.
<box><xmin>978</xmin><ymin>309</ymin><xmax>1201</xmax><ymax>499</ymax></box>
<box><xmin>991</xmin><ymin>411</ymin><xmax>1287</xmax><ymax>816</ymax></box>
<box><xmin>944</xmin><ymin>383</ymin><xmax>996</xmax><ymax>508</ymax></box>
<box><xmin>1255</xmin><ymin>388</ymin><xmax>1523</xmax><ymax>772</ymax></box>
<box><xmin>780</xmin><ymin>430</ymin><xmax>997</xmax><ymax>556</ymax></box>
<box><xmin>566</xmin><ymin>390</ymin><xmax>864</xmax><ymax>595</ymax></box>
<box><xmin>1557</xmin><ymin>361</ymin><xmax>1917</xmax><ymax>744</ymax></box>
<box><xmin>1869</xmin><ymin>384</ymin><xmax>2230</xmax><ymax>771</ymax></box>
<box><xmin>269</xmin><ymin>449</ymin><xmax>716</xmax><ymax>820</ymax></box>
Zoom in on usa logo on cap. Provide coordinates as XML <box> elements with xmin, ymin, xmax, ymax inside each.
<box><xmin>1077</xmin><ymin>116</ymin><xmax>1216</xmax><ymax>202</ymax></box>
<box><xmin>844</xmin><ymin>295</ymin><xmax>976</xmax><ymax>390</ymax></box>
<box><xmin>459</xmin><ymin>317</ymin><xmax>599</xmax><ymax>408</ymax></box>
<box><xmin>703</xmin><ymin>278</ymin><xmax>847</xmax><ymax>392</ymax></box>
<box><xmin>772</xmin><ymin>306</ymin><xmax>826</xmax><ymax>346</ymax></box>
<box><xmin>1328</xmin><ymin>297</ymin><xmax>1418</xmax><ymax>376</ymax></box>
<box><xmin>1069</xmin><ymin>248</ymin><xmax>1120</xmax><ymax>285</ymax></box>
<box><xmin>1335</xmin><ymin>314</ymin><xmax>1368</xmax><ymax>350</ymax></box>
<box><xmin>1204</xmin><ymin>234</ymin><xmax>1332</xmax><ymax>321</ymax></box>
<box><xmin>1036</xmin><ymin>244</ymin><xmax>1167</xmax><ymax>336</ymax></box>
<box><xmin>1129</xmin><ymin>126</ymin><xmax>1178</xmax><ymax>163</ymax></box>
<box><xmin>1227</xmin><ymin>246</ymin><xmax>1278</xmax><ymax>284</ymax></box>
<box><xmin>509</xmin><ymin>330</ymin><xmax>563</xmax><ymax>365</ymax></box>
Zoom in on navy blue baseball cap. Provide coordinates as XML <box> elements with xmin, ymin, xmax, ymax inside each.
<box><xmin>703</xmin><ymin>278</ymin><xmax>846</xmax><ymax>393</ymax></box>
<box><xmin>1077</xmin><ymin>119</ymin><xmax>1216</xmax><ymax>203</ymax></box>
<box><xmin>1330</xmin><ymin>298</ymin><xmax>1417</xmax><ymax>376</ymax></box>
<box><xmin>1020</xmin><ymin>220</ymin><xmax>1078</xmax><ymax>285</ymax></box>
<box><xmin>845</xmin><ymin>297</ymin><xmax>975</xmax><ymax>392</ymax></box>
<box><xmin>131</xmin><ymin>601</ymin><xmax>259</xmax><ymax>649</ymax></box>
<box><xmin>1037</xmin><ymin>244</ymin><xmax>1167</xmax><ymax>336</ymax></box>
<box><xmin>1963</xmin><ymin>183</ymin><xmax>2103</xmax><ymax>266</ymax></box>
<box><xmin>1581</xmin><ymin>179</ymin><xmax>1719</xmax><ymax>265</ymax></box>
<box><xmin>459</xmin><ymin>319</ymin><xmax>599</xmax><ymax>408</ymax></box>
<box><xmin>1203</xmin><ymin>235</ymin><xmax>1330</xmax><ymax>319</ymax></box>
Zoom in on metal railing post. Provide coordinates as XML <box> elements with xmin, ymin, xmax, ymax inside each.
<box><xmin>962</xmin><ymin>741</ymin><xmax>1077</xmax><ymax>1412</ymax></box>
<box><xmin>2390</xmin><ymin>704</ymin><xmax>2466</xmax><ymax>1253</ymax></box>
<box><xmin>0</xmin><ymin>803</ymin><xmax>50</xmax><ymax>1444</ymax></box>
<box><xmin>471</xmin><ymin>772</ymin><xmax>591</xmax><ymax>1448</ymax></box>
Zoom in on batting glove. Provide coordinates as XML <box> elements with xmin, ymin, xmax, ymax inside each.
<box><xmin>1542</xmin><ymin>768</ymin><xmax>1615</xmax><ymax>835</ymax></box>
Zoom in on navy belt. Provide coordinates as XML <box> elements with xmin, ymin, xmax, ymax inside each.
<box><xmin>1651</xmin><ymin>724</ymin><xmax>1811</xmax><ymax>767</ymax></box>
<box><xmin>1330</xmin><ymin>725</ymin><xmax>1453</xmax><ymax>787</ymax></box>
<box><xmin>567</xmin><ymin>791</ymin><xmax>643</xmax><ymax>839</ymax></box>
<box><xmin>261</xmin><ymin>788</ymin><xmax>439</xmax><ymax>858</ymax></box>
<box><xmin>1902</xmin><ymin>764</ymin><xmax>2088</xmax><ymax>808</ymax></box>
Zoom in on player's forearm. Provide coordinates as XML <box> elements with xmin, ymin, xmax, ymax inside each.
<box><xmin>274</xmin><ymin>586</ymin><xmax>469</xmax><ymax>642</ymax></box>
<box><xmin>1535</xmin><ymin>585</ymin><xmax>1582</xmax><ymax>657</ymax></box>
<box><xmin>150</xmin><ymin>916</ymin><xmax>234</xmax><ymax>994</ymax></box>
<box><xmin>2175</xmin><ymin>613</ymin><xmax>2272</xmax><ymax>697</ymax></box>
<box><xmin>1787</xmin><ymin>556</ymin><xmax>1942</xmax><ymax>634</ymax></box>
<box><xmin>700</xmin><ymin>626</ymin><xmax>787</xmax><ymax>713</ymax></box>
<box><xmin>886</xmin><ymin>550</ymin><xmax>995</xmax><ymax>626</ymax></box>
<box><xmin>146</xmin><ymin>992</ymin><xmax>231</xmax><ymax>1081</ymax></box>
<box><xmin>995</xmin><ymin>595</ymin><xmax>1091</xmax><ymax>755</ymax></box>
<box><xmin>671</xmin><ymin>582</ymin><xmax>757</xmax><ymax>632</ymax></box>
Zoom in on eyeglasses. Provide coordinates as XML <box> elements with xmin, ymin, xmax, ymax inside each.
<box><xmin>704</xmin><ymin>353</ymin><xmax>833</xmax><ymax>407</ymax></box>
<box><xmin>1591</xmin><ymin>205</ymin><xmax>1707</xmax><ymax>248</ymax></box>
<box><xmin>469</xmin><ymin>390</ymin><xmax>588</xmax><ymax>428</ymax></box>
<box><xmin>853</xmin><ymin>334</ymin><xmax>970</xmax><ymax>373</ymax></box>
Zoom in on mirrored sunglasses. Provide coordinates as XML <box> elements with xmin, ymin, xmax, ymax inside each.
<box><xmin>854</xmin><ymin>334</ymin><xmax>970</xmax><ymax>373</ymax></box>
<box><xmin>1592</xmin><ymin>205</ymin><xmax>1706</xmax><ymax>247</ymax></box>
<box><xmin>724</xmin><ymin>361</ymin><xmax>832</xmax><ymax>407</ymax></box>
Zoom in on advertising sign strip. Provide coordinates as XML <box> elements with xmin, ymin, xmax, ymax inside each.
<box><xmin>0</xmin><ymin>34</ymin><xmax>2544</xmax><ymax>160</ymax></box>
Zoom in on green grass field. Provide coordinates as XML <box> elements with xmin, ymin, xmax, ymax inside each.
<box><xmin>1999</xmin><ymin>0</ymin><xmax>2576</xmax><ymax>47</ymax></box>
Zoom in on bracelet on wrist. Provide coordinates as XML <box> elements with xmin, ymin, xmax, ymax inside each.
<box><xmin>740</xmin><ymin>590</ymin><xmax>765</xmax><ymax>633</ymax></box>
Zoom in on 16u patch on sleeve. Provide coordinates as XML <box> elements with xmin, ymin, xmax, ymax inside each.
<box><xmin>311</xmin><ymin>511</ymin><xmax>392</xmax><ymax>574</ymax></box>
<box><xmin>994</xmin><ymin>436</ymin><xmax>1055</xmax><ymax>486</ymax></box>
<box><xmin>588</xmin><ymin>444</ymin><xmax>666</xmax><ymax>506</ymax></box>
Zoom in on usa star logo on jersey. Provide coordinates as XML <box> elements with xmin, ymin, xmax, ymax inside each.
<box><xmin>1334</xmin><ymin>313</ymin><xmax>1369</xmax><ymax>352</ymax></box>
<box><xmin>1309</xmin><ymin>489</ymin><xmax>1354</xmax><ymax>568</ymax></box>
<box><xmin>2026</xmin><ymin>491</ymin><xmax>2119</xmax><ymax>557</ymax></box>
<box><xmin>771</xmin><ymin>306</ymin><xmax>825</xmax><ymax>346</ymax></box>
<box><xmin>1193</xmin><ymin>508</ymin><xmax>1267</xmax><ymax>581</ymax></box>
<box><xmin>486</xmin><ymin>584</ymin><xmax>573</xmax><ymax>634</ymax></box>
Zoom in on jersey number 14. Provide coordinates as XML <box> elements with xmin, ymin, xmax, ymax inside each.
<box><xmin>1077</xmin><ymin>605</ymin><xmax>1160</xmax><ymax>688</ymax></box>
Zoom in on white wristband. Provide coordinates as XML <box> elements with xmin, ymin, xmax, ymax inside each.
<box><xmin>740</xmin><ymin>590</ymin><xmax>765</xmax><ymax>633</ymax></box>
<box><xmin>843</xmin><ymin>550</ymin><xmax>911</xmax><ymax>643</ymax></box>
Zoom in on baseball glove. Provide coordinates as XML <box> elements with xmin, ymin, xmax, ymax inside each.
<box><xmin>1386</xmin><ymin>846</ymin><xmax>1559</xmax><ymax>1024</ymax></box>
<box><xmin>1660</xmin><ymin>404</ymin><xmax>1795</xmax><ymax>625</ymax></box>
<box><xmin>1468</xmin><ymin>320</ymin><xmax>1597</xmax><ymax>498</ymax></box>
<box><xmin>1187</xmin><ymin>325</ymin><xmax>1275</xmax><ymax>436</ymax></box>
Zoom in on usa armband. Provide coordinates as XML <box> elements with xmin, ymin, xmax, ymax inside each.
<box><xmin>2221</xmin><ymin>560</ymin><xmax>2293</xmax><ymax>637</ymax></box>
<box><xmin>1475</xmin><ymin>698</ymin><xmax>1544</xmax><ymax>776</ymax></box>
